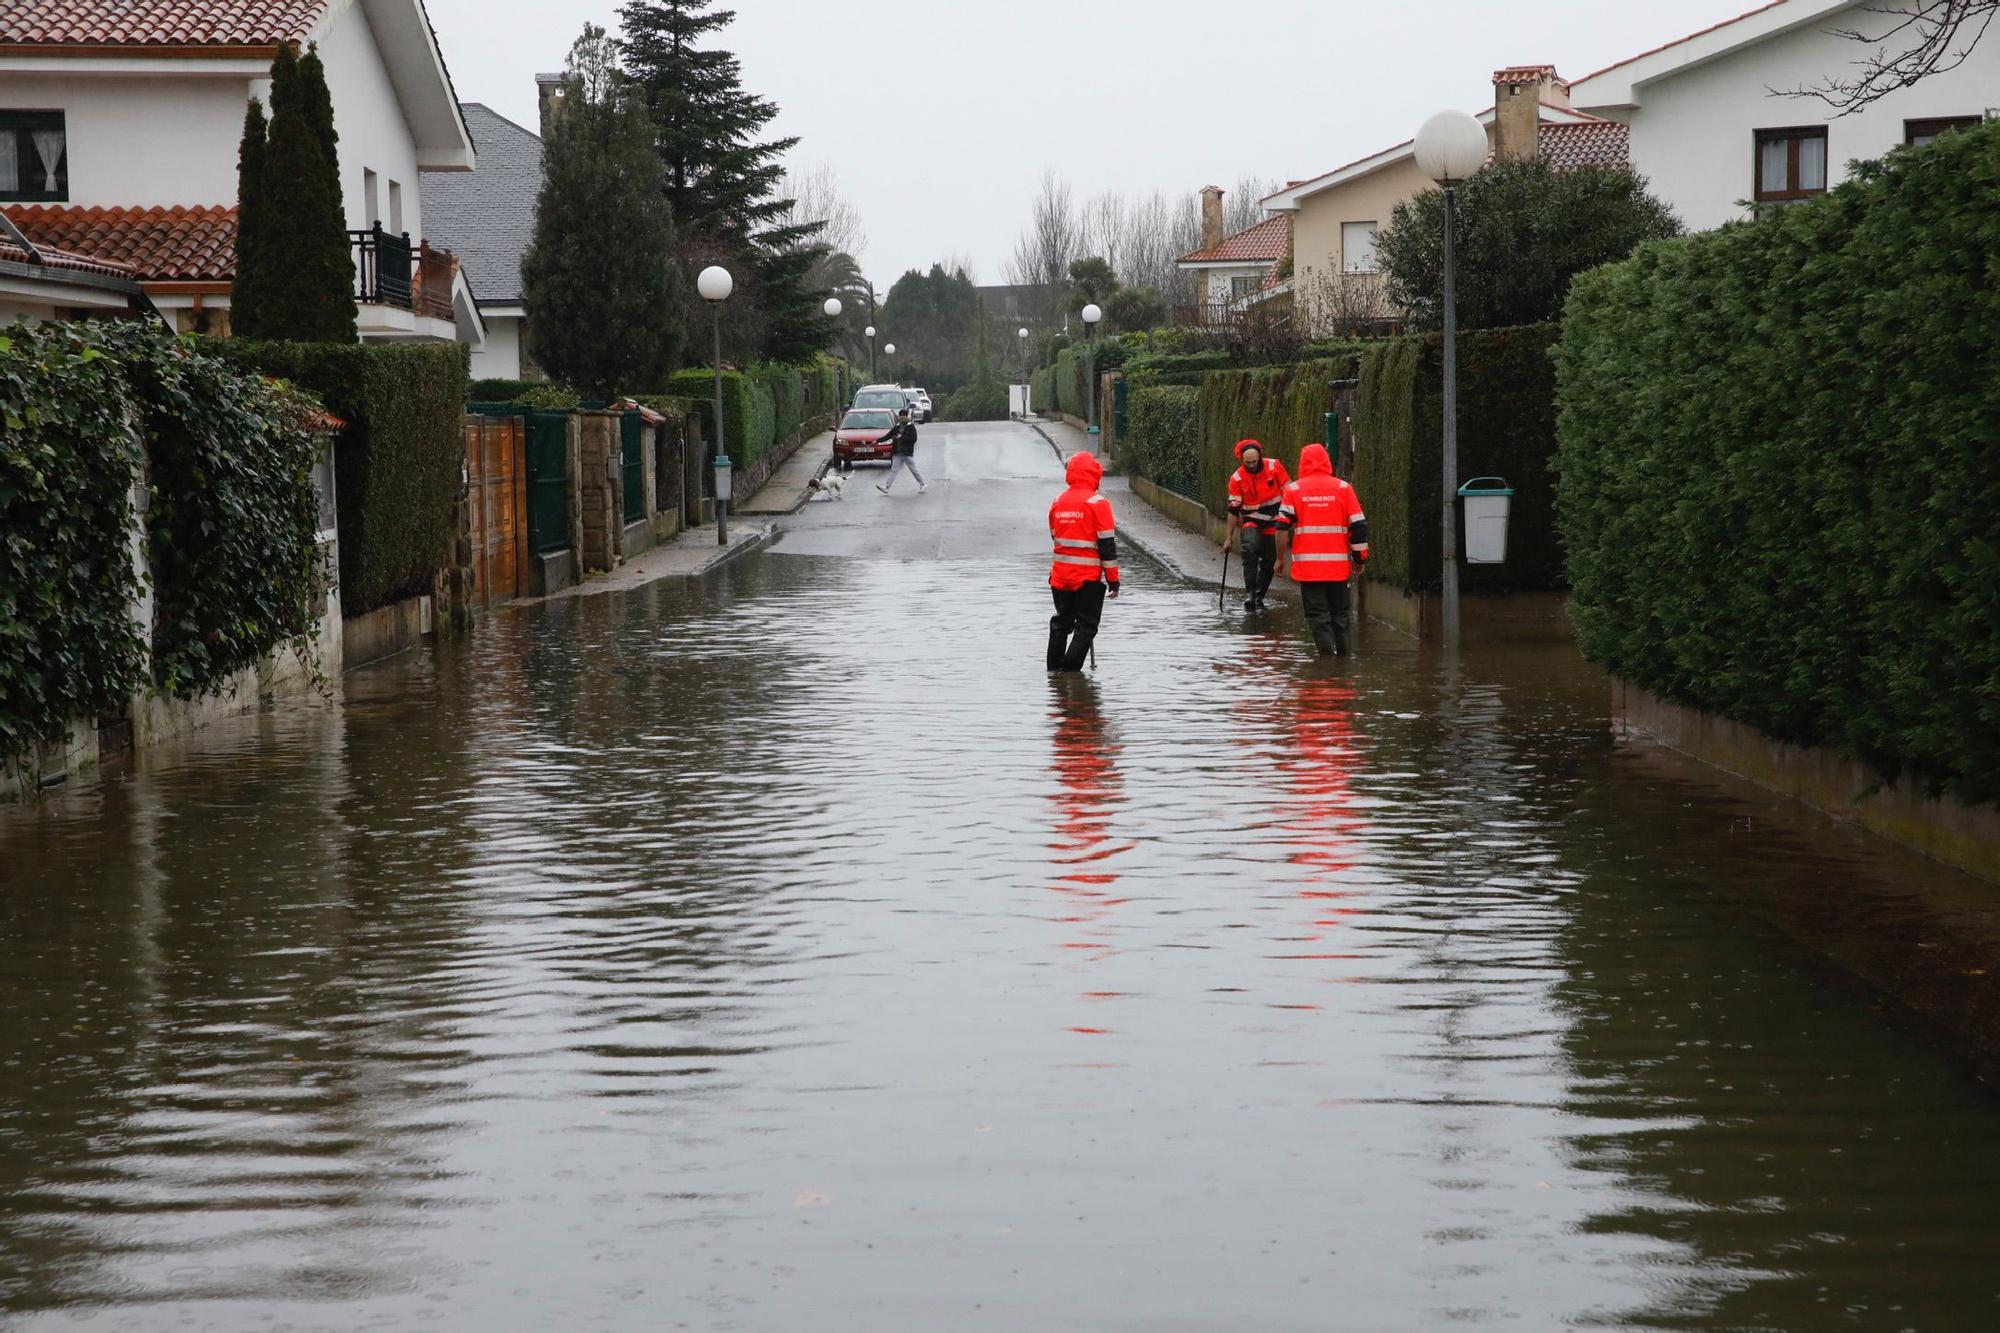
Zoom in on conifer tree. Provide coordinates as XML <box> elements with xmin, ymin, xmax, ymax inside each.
<box><xmin>522</xmin><ymin>24</ymin><xmax>684</xmax><ymax>397</ymax></box>
<box><xmin>230</xmin><ymin>98</ymin><xmax>270</xmax><ymax>339</ymax></box>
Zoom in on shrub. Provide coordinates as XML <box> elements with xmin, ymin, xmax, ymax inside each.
<box><xmin>665</xmin><ymin>368</ymin><xmax>776</xmax><ymax>465</ymax></box>
<box><xmin>939</xmin><ymin>380</ymin><xmax>1008</xmax><ymax>421</ymax></box>
<box><xmin>1353</xmin><ymin>325</ymin><xmax>1563</xmax><ymax>596</ymax></box>
<box><xmin>1124</xmin><ymin>350</ymin><xmax>1236</xmax><ymax>387</ymax></box>
<box><xmin>1126</xmin><ymin>385</ymin><xmax>1200</xmax><ymax>496</ymax></box>
<box><xmin>467</xmin><ymin>376</ymin><xmax>551</xmax><ymax>402</ymax></box>
<box><xmin>219</xmin><ymin>340</ymin><xmax>469</xmax><ymax>615</ymax></box>
<box><xmin>1030</xmin><ymin>366</ymin><xmax>1054</xmax><ymax>415</ymax></box>
<box><xmin>1556</xmin><ymin>120</ymin><xmax>2000</xmax><ymax>802</ymax></box>
<box><xmin>750</xmin><ymin>364</ymin><xmax>806</xmax><ymax>441</ymax></box>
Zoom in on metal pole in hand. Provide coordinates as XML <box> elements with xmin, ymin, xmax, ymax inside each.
<box><xmin>1440</xmin><ymin>183</ymin><xmax>1461</xmax><ymax>648</ymax></box>
<box><xmin>1219</xmin><ymin>545</ymin><xmax>1231</xmax><ymax>612</ymax></box>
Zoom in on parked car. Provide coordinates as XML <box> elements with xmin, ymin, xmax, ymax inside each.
<box><xmin>834</xmin><ymin>407</ymin><xmax>899</xmax><ymax>469</ymax></box>
<box><xmin>908</xmin><ymin>388</ymin><xmax>934</xmax><ymax>422</ymax></box>
<box><xmin>852</xmin><ymin>384</ymin><xmax>908</xmax><ymax>413</ymax></box>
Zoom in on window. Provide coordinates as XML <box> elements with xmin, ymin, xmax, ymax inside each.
<box><xmin>1905</xmin><ymin>116</ymin><xmax>1981</xmax><ymax>147</ymax></box>
<box><xmin>387</xmin><ymin>179</ymin><xmax>403</xmax><ymax>235</ymax></box>
<box><xmin>1754</xmin><ymin>127</ymin><xmax>1828</xmax><ymax>202</ymax></box>
<box><xmin>1229</xmin><ymin>275</ymin><xmax>1261</xmax><ymax>301</ymax></box>
<box><xmin>0</xmin><ymin>111</ymin><xmax>67</xmax><ymax>202</ymax></box>
<box><xmin>363</xmin><ymin>168</ymin><xmax>379</xmax><ymax>225</ymax></box>
<box><xmin>1342</xmin><ymin>221</ymin><xmax>1380</xmax><ymax>273</ymax></box>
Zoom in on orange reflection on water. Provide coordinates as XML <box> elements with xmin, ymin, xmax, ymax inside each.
<box><xmin>1045</xmin><ymin>679</ymin><xmax>1127</xmax><ymax>1027</ymax></box>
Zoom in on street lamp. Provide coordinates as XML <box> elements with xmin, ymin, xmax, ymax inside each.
<box><xmin>865</xmin><ymin>325</ymin><xmax>877</xmax><ymax>380</ymax></box>
<box><xmin>1080</xmin><ymin>303</ymin><xmax>1103</xmax><ymax>435</ymax></box>
<box><xmin>698</xmin><ymin>263</ymin><xmax>734</xmax><ymax>546</ymax></box>
<box><xmin>1414</xmin><ymin>108</ymin><xmax>1487</xmax><ymax>649</ymax></box>
<box><xmin>824</xmin><ymin>297</ymin><xmax>843</xmax><ymax>409</ymax></box>
<box><xmin>1017</xmin><ymin>326</ymin><xmax>1029</xmax><ymax>380</ymax></box>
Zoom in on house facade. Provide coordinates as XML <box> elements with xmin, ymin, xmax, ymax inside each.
<box><xmin>0</xmin><ymin>0</ymin><xmax>481</xmax><ymax>345</ymax></box>
<box><xmin>1174</xmin><ymin>185</ymin><xmax>1291</xmax><ymax>324</ymax></box>
<box><xmin>424</xmin><ymin>100</ymin><xmax>540</xmax><ymax>379</ymax></box>
<box><xmin>1264</xmin><ymin>67</ymin><xmax>1628</xmax><ymax>336</ymax></box>
<box><xmin>1568</xmin><ymin>0</ymin><xmax>2000</xmax><ymax>231</ymax></box>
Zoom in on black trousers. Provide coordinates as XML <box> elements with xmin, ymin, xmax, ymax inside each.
<box><xmin>1240</xmin><ymin>529</ymin><xmax>1279</xmax><ymax>599</ymax></box>
<box><xmin>1048</xmin><ymin>581</ymin><xmax>1107</xmax><ymax>671</ymax></box>
<box><xmin>1300</xmin><ymin>580</ymin><xmax>1352</xmax><ymax>655</ymax></box>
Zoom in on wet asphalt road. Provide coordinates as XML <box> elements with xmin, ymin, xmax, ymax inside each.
<box><xmin>3</xmin><ymin>420</ymin><xmax>2000</xmax><ymax>1330</ymax></box>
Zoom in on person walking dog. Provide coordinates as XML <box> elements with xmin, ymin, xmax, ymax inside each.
<box><xmin>876</xmin><ymin>408</ymin><xmax>926</xmax><ymax>495</ymax></box>
<box><xmin>1047</xmin><ymin>451</ymin><xmax>1120</xmax><ymax>672</ymax></box>
<box><xmin>1278</xmin><ymin>443</ymin><xmax>1369</xmax><ymax>657</ymax></box>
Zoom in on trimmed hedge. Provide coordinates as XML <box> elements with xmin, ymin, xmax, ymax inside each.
<box><xmin>666</xmin><ymin>368</ymin><xmax>776</xmax><ymax>466</ymax></box>
<box><xmin>1125</xmin><ymin>385</ymin><xmax>1200</xmax><ymax>497</ymax></box>
<box><xmin>1031</xmin><ymin>365</ymin><xmax>1055</xmax><ymax>416</ymax></box>
<box><xmin>1556</xmin><ymin>120</ymin><xmax>2000</xmax><ymax>802</ymax></box>
<box><xmin>1195</xmin><ymin>355</ymin><xmax>1361</xmax><ymax>518</ymax></box>
<box><xmin>939</xmin><ymin>380</ymin><xmax>1008</xmax><ymax>421</ymax></box>
<box><xmin>751</xmin><ymin>364</ymin><xmax>806</xmax><ymax>442</ymax></box>
<box><xmin>1354</xmin><ymin>325</ymin><xmax>1563</xmax><ymax>595</ymax></box>
<box><xmin>220</xmin><ymin>340</ymin><xmax>469</xmax><ymax>615</ymax></box>
<box><xmin>1123</xmin><ymin>350</ymin><xmax>1235</xmax><ymax>388</ymax></box>
<box><xmin>467</xmin><ymin>376</ymin><xmax>550</xmax><ymax>402</ymax></box>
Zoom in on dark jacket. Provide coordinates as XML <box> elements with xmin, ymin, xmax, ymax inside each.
<box><xmin>889</xmin><ymin>420</ymin><xmax>919</xmax><ymax>456</ymax></box>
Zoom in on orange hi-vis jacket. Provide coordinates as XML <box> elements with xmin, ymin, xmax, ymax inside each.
<box><xmin>1049</xmin><ymin>452</ymin><xmax>1121</xmax><ymax>592</ymax></box>
<box><xmin>1227</xmin><ymin>441</ymin><xmax>1292</xmax><ymax>534</ymax></box>
<box><xmin>1279</xmin><ymin>443</ymin><xmax>1369</xmax><ymax>582</ymax></box>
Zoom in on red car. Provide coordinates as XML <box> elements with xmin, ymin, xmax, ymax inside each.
<box><xmin>834</xmin><ymin>407</ymin><xmax>899</xmax><ymax>468</ymax></box>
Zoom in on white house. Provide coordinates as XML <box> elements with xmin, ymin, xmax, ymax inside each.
<box><xmin>1175</xmin><ymin>185</ymin><xmax>1291</xmax><ymax>320</ymax></box>
<box><xmin>1569</xmin><ymin>0</ymin><xmax>2000</xmax><ymax>230</ymax></box>
<box><xmin>0</xmin><ymin>0</ymin><xmax>483</xmax><ymax>346</ymax></box>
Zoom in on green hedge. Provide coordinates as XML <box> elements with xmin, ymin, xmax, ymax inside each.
<box><xmin>1123</xmin><ymin>350</ymin><xmax>1235</xmax><ymax>388</ymax></box>
<box><xmin>1556</xmin><ymin>120</ymin><xmax>2000</xmax><ymax>802</ymax></box>
<box><xmin>666</xmin><ymin>368</ymin><xmax>776</xmax><ymax>466</ymax></box>
<box><xmin>751</xmin><ymin>364</ymin><xmax>806</xmax><ymax>442</ymax></box>
<box><xmin>466</xmin><ymin>376</ymin><xmax>549</xmax><ymax>402</ymax></box>
<box><xmin>220</xmin><ymin>340</ymin><xmax>469</xmax><ymax>615</ymax></box>
<box><xmin>1354</xmin><ymin>325</ymin><xmax>1563</xmax><ymax>595</ymax></box>
<box><xmin>939</xmin><ymin>380</ymin><xmax>1008</xmax><ymax>421</ymax></box>
<box><xmin>1031</xmin><ymin>365</ymin><xmax>1055</xmax><ymax>416</ymax></box>
<box><xmin>1195</xmin><ymin>355</ymin><xmax>1361</xmax><ymax>518</ymax></box>
<box><xmin>1126</xmin><ymin>385</ymin><xmax>1200</xmax><ymax>496</ymax></box>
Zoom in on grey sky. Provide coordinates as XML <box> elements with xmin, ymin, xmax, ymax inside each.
<box><xmin>426</xmin><ymin>0</ymin><xmax>1771</xmax><ymax>290</ymax></box>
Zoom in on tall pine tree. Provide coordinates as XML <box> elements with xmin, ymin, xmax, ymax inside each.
<box><xmin>230</xmin><ymin>98</ymin><xmax>271</xmax><ymax>339</ymax></box>
<box><xmin>618</xmin><ymin>0</ymin><xmax>834</xmax><ymax>363</ymax></box>
<box><xmin>522</xmin><ymin>24</ymin><xmax>684</xmax><ymax>396</ymax></box>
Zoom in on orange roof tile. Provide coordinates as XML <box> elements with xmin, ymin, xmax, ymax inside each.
<box><xmin>0</xmin><ymin>0</ymin><xmax>328</xmax><ymax>48</ymax></box>
<box><xmin>0</xmin><ymin>237</ymin><xmax>133</xmax><ymax>280</ymax></box>
<box><xmin>4</xmin><ymin>205</ymin><xmax>238</xmax><ymax>282</ymax></box>
<box><xmin>1535</xmin><ymin>121</ymin><xmax>1630</xmax><ymax>172</ymax></box>
<box><xmin>1179</xmin><ymin>214</ymin><xmax>1291</xmax><ymax>265</ymax></box>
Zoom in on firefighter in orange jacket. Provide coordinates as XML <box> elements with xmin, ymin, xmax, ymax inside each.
<box><xmin>1227</xmin><ymin>439</ymin><xmax>1292</xmax><ymax>611</ymax></box>
<box><xmin>1047</xmin><ymin>452</ymin><xmax>1120</xmax><ymax>672</ymax></box>
<box><xmin>1278</xmin><ymin>443</ymin><xmax>1369</xmax><ymax>657</ymax></box>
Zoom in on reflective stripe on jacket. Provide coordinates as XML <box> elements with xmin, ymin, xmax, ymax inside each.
<box><xmin>1279</xmin><ymin>443</ymin><xmax>1369</xmax><ymax>583</ymax></box>
<box><xmin>1228</xmin><ymin>461</ymin><xmax>1291</xmax><ymax>533</ymax></box>
<box><xmin>1050</xmin><ymin>452</ymin><xmax>1120</xmax><ymax>591</ymax></box>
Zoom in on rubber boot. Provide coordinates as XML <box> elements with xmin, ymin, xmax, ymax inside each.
<box><xmin>1047</xmin><ymin>619</ymin><xmax>1070</xmax><ymax>672</ymax></box>
<box><xmin>1061</xmin><ymin>625</ymin><xmax>1098</xmax><ymax>672</ymax></box>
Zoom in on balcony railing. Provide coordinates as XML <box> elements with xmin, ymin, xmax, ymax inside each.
<box><xmin>351</xmin><ymin>224</ymin><xmax>456</xmax><ymax>322</ymax></box>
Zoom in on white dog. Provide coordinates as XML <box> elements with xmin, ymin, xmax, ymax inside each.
<box><xmin>807</xmin><ymin>471</ymin><xmax>847</xmax><ymax>502</ymax></box>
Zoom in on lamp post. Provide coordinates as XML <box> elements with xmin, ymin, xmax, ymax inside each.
<box><xmin>1080</xmin><ymin>303</ymin><xmax>1102</xmax><ymax>435</ymax></box>
<box><xmin>698</xmin><ymin>264</ymin><xmax>735</xmax><ymax>545</ymax></box>
<box><xmin>824</xmin><ymin>297</ymin><xmax>843</xmax><ymax>409</ymax></box>
<box><xmin>1017</xmin><ymin>326</ymin><xmax>1029</xmax><ymax>381</ymax></box>
<box><xmin>1414</xmin><ymin>109</ymin><xmax>1488</xmax><ymax>650</ymax></box>
<box><xmin>864</xmin><ymin>325</ymin><xmax>877</xmax><ymax>380</ymax></box>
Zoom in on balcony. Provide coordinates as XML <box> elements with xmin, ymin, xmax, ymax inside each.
<box><xmin>351</xmin><ymin>224</ymin><xmax>457</xmax><ymax>330</ymax></box>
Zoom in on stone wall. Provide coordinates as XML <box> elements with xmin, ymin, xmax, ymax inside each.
<box><xmin>575</xmin><ymin>412</ymin><xmax>621</xmax><ymax>573</ymax></box>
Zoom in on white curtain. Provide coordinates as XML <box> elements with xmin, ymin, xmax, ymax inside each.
<box><xmin>1798</xmin><ymin>135</ymin><xmax>1828</xmax><ymax>192</ymax></box>
<box><xmin>31</xmin><ymin>128</ymin><xmax>64</xmax><ymax>190</ymax></box>
<box><xmin>0</xmin><ymin>134</ymin><xmax>16</xmax><ymax>193</ymax></box>
<box><xmin>1759</xmin><ymin>137</ymin><xmax>1789</xmax><ymax>193</ymax></box>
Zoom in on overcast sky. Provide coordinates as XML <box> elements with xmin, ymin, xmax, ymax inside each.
<box><xmin>426</xmin><ymin>0</ymin><xmax>1776</xmax><ymax>290</ymax></box>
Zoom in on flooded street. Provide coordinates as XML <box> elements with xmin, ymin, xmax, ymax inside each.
<box><xmin>4</xmin><ymin>422</ymin><xmax>1999</xmax><ymax>1329</ymax></box>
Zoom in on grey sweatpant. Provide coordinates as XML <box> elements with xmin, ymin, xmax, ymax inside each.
<box><xmin>882</xmin><ymin>454</ymin><xmax>925</xmax><ymax>489</ymax></box>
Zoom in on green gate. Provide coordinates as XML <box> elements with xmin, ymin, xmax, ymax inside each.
<box><xmin>524</xmin><ymin>410</ymin><xmax>570</xmax><ymax>555</ymax></box>
<box><xmin>620</xmin><ymin>412</ymin><xmax>646</xmax><ymax>525</ymax></box>
<box><xmin>1112</xmin><ymin>377</ymin><xmax>1129</xmax><ymax>445</ymax></box>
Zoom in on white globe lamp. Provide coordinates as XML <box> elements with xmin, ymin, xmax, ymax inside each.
<box><xmin>697</xmin><ymin>264</ymin><xmax>734</xmax><ymax>303</ymax></box>
<box><xmin>1414</xmin><ymin>110</ymin><xmax>1488</xmax><ymax>184</ymax></box>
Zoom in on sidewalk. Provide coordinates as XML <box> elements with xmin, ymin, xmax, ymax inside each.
<box><xmin>1032</xmin><ymin>417</ymin><xmax>1242</xmax><ymax>592</ymax></box>
<box><xmin>519</xmin><ymin>522</ymin><xmax>772</xmax><ymax>605</ymax></box>
<box><xmin>736</xmin><ymin>430</ymin><xmax>833</xmax><ymax>516</ymax></box>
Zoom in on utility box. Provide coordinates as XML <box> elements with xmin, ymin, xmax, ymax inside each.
<box><xmin>1458</xmin><ymin>477</ymin><xmax>1515</xmax><ymax>564</ymax></box>
<box><xmin>1009</xmin><ymin>384</ymin><xmax>1031</xmax><ymax>419</ymax></box>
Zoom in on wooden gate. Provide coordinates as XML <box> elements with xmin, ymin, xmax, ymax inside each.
<box><xmin>463</xmin><ymin>414</ymin><xmax>527</xmax><ymax>607</ymax></box>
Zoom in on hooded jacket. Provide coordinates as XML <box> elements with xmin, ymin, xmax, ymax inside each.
<box><xmin>1227</xmin><ymin>439</ymin><xmax>1292</xmax><ymax>533</ymax></box>
<box><xmin>1279</xmin><ymin>443</ymin><xmax>1369</xmax><ymax>582</ymax></box>
<box><xmin>1049</xmin><ymin>452</ymin><xmax>1120</xmax><ymax>591</ymax></box>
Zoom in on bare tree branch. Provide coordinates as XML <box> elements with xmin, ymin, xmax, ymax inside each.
<box><xmin>1783</xmin><ymin>1</ymin><xmax>1997</xmax><ymax>114</ymax></box>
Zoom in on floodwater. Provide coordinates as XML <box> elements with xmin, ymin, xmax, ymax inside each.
<box><xmin>3</xmin><ymin>422</ymin><xmax>1999</xmax><ymax>1330</ymax></box>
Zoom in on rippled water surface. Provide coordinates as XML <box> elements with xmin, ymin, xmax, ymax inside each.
<box><xmin>4</xmin><ymin>424</ymin><xmax>2000</xmax><ymax>1330</ymax></box>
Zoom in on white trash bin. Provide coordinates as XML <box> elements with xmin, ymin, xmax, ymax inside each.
<box><xmin>1457</xmin><ymin>477</ymin><xmax>1515</xmax><ymax>565</ymax></box>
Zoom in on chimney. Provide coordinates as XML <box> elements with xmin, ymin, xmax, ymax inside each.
<box><xmin>536</xmin><ymin>73</ymin><xmax>565</xmax><ymax>138</ymax></box>
<box><xmin>1492</xmin><ymin>66</ymin><xmax>1567</xmax><ymax>164</ymax></box>
<box><xmin>1200</xmin><ymin>185</ymin><xmax>1224</xmax><ymax>251</ymax></box>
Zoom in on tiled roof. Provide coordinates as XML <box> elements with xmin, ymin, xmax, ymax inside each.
<box><xmin>1494</xmin><ymin>64</ymin><xmax>1563</xmax><ymax>87</ymax></box>
<box><xmin>421</xmin><ymin>103</ymin><xmax>539</xmax><ymax>305</ymax></box>
<box><xmin>0</xmin><ymin>0</ymin><xmax>329</xmax><ymax>48</ymax></box>
<box><xmin>3</xmin><ymin>205</ymin><xmax>238</xmax><ymax>282</ymax></box>
<box><xmin>0</xmin><ymin>238</ymin><xmax>135</xmax><ymax>281</ymax></box>
<box><xmin>1537</xmin><ymin>121</ymin><xmax>1630</xmax><ymax>172</ymax></box>
<box><xmin>1178</xmin><ymin>213</ymin><xmax>1291</xmax><ymax>265</ymax></box>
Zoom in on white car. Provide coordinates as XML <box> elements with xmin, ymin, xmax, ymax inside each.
<box><xmin>906</xmin><ymin>388</ymin><xmax>934</xmax><ymax>423</ymax></box>
<box><xmin>852</xmin><ymin>384</ymin><xmax>909</xmax><ymax>413</ymax></box>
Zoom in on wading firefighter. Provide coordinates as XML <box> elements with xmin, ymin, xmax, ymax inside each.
<box><xmin>1227</xmin><ymin>440</ymin><xmax>1292</xmax><ymax>611</ymax></box>
<box><xmin>1278</xmin><ymin>443</ymin><xmax>1369</xmax><ymax>657</ymax></box>
<box><xmin>1047</xmin><ymin>452</ymin><xmax>1120</xmax><ymax>671</ymax></box>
